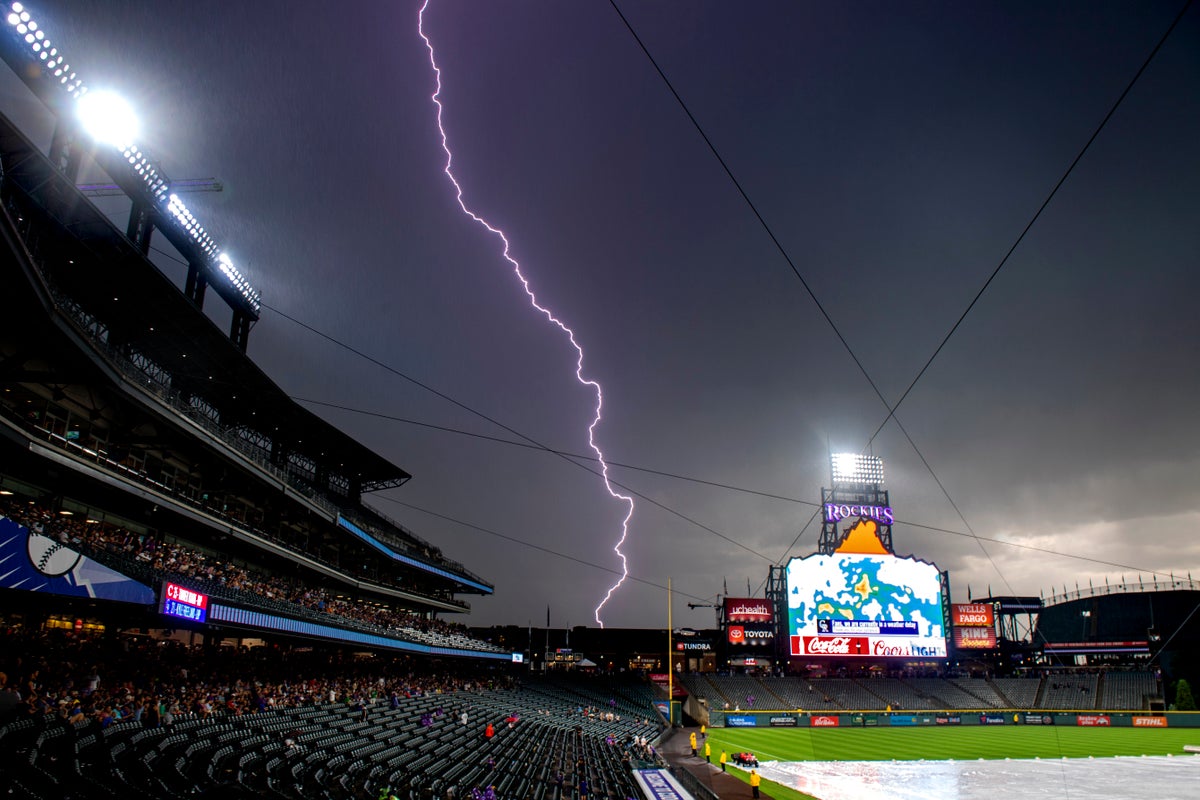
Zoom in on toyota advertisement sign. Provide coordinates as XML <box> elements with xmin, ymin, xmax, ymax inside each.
<box><xmin>727</xmin><ymin>623</ymin><xmax>775</xmax><ymax>647</ymax></box>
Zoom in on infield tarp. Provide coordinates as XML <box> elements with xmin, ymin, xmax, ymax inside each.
<box><xmin>760</xmin><ymin>754</ymin><xmax>1200</xmax><ymax>800</ymax></box>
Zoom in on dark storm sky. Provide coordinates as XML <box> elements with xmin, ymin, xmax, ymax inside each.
<box><xmin>5</xmin><ymin>1</ymin><xmax>1198</xmax><ymax>629</ymax></box>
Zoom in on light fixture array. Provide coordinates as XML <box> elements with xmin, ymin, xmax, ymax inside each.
<box><xmin>5</xmin><ymin>2</ymin><xmax>261</xmax><ymax>314</ymax></box>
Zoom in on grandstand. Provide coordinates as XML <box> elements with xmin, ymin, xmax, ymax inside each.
<box><xmin>1037</xmin><ymin>673</ymin><xmax>1099</xmax><ymax>710</ymax></box>
<box><xmin>0</xmin><ymin>31</ymin><xmax>507</xmax><ymax>658</ymax></box>
<box><xmin>0</xmin><ymin>630</ymin><xmax>663</xmax><ymax>800</ymax></box>
<box><xmin>673</xmin><ymin>674</ymin><xmax>1162</xmax><ymax>713</ymax></box>
<box><xmin>1100</xmin><ymin>671</ymin><xmax>1160</xmax><ymax>711</ymax></box>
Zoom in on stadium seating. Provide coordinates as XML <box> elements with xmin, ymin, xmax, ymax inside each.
<box><xmin>0</xmin><ymin>676</ymin><xmax>662</xmax><ymax>800</ymax></box>
<box><xmin>1</xmin><ymin>496</ymin><xmax>504</xmax><ymax>655</ymax></box>
<box><xmin>701</xmin><ymin>675</ymin><xmax>781</xmax><ymax>710</ymax></box>
<box><xmin>754</xmin><ymin>678</ymin><xmax>843</xmax><ymax>711</ymax></box>
<box><xmin>1099</xmin><ymin>671</ymin><xmax>1159</xmax><ymax>710</ymax></box>
<box><xmin>991</xmin><ymin>678</ymin><xmax>1041</xmax><ymax>709</ymax></box>
<box><xmin>1037</xmin><ymin>673</ymin><xmax>1099</xmax><ymax>709</ymax></box>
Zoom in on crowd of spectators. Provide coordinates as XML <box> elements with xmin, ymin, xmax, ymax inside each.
<box><xmin>0</xmin><ymin>626</ymin><xmax>514</xmax><ymax>728</ymax></box>
<box><xmin>1</xmin><ymin>497</ymin><xmax>488</xmax><ymax>646</ymax></box>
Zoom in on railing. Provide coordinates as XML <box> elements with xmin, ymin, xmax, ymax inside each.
<box><xmin>2</xmin><ymin>188</ymin><xmax>341</xmax><ymax>520</ymax></box>
<box><xmin>64</xmin><ymin>538</ymin><xmax>484</xmax><ymax>646</ymax></box>
<box><xmin>343</xmin><ymin>507</ymin><xmax>490</xmax><ymax>588</ymax></box>
<box><xmin>1043</xmin><ymin>577</ymin><xmax>1199</xmax><ymax>606</ymax></box>
<box><xmin>0</xmin><ymin>172</ymin><xmax>478</xmax><ymax>611</ymax></box>
<box><xmin>0</xmin><ymin>408</ymin><xmax>466</xmax><ymax>611</ymax></box>
<box><xmin>669</xmin><ymin>765</ymin><xmax>721</xmax><ymax>800</ymax></box>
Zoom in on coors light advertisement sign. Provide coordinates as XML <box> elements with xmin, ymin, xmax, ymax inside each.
<box><xmin>724</xmin><ymin>598</ymin><xmax>774</xmax><ymax>623</ymax></box>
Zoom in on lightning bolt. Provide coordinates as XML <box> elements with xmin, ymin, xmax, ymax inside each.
<box><xmin>418</xmin><ymin>0</ymin><xmax>634</xmax><ymax>627</ymax></box>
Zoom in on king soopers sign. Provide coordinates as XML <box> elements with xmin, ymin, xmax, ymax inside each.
<box><xmin>824</xmin><ymin>503</ymin><xmax>894</xmax><ymax>525</ymax></box>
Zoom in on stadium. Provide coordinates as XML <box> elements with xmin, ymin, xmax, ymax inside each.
<box><xmin>1</xmin><ymin>3</ymin><xmax>1199</xmax><ymax>800</ymax></box>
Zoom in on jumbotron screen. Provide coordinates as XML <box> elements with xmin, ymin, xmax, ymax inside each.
<box><xmin>786</xmin><ymin>520</ymin><xmax>946</xmax><ymax>659</ymax></box>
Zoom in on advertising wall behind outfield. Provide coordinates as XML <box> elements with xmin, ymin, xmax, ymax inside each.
<box><xmin>786</xmin><ymin>520</ymin><xmax>946</xmax><ymax>659</ymax></box>
<box><xmin>707</xmin><ymin>710</ymin><xmax>1200</xmax><ymax>728</ymax></box>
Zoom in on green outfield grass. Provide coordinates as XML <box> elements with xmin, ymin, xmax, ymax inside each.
<box><xmin>706</xmin><ymin>725</ymin><xmax>1200</xmax><ymax>762</ymax></box>
<box><xmin>704</xmin><ymin>726</ymin><xmax>1200</xmax><ymax>800</ymax></box>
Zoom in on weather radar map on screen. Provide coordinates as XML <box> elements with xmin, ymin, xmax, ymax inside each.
<box><xmin>788</xmin><ymin>519</ymin><xmax>947</xmax><ymax>658</ymax></box>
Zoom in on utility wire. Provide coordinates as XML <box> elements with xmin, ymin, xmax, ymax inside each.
<box><xmin>375</xmin><ymin>494</ymin><xmax>711</xmax><ymax>602</ymax></box>
<box><xmin>608</xmin><ymin>0</ymin><xmax>1195</xmax><ymax>608</ymax></box>
<box><xmin>148</xmin><ymin>238</ymin><xmax>777</xmax><ymax>565</ymax></box>
<box><xmin>605</xmin><ymin>0</ymin><xmax>1011</xmax><ymax>592</ymax></box>
<box><xmin>302</xmin><ymin>395</ymin><xmax>1178</xmax><ymax>580</ymax></box>
<box><xmin>849</xmin><ymin>0</ymin><xmax>1197</xmax><ymax>608</ymax></box>
<box><xmin>263</xmin><ymin>303</ymin><xmax>775</xmax><ymax>564</ymax></box>
<box><xmin>862</xmin><ymin>0</ymin><xmax>1197</xmax><ymax>451</ymax></box>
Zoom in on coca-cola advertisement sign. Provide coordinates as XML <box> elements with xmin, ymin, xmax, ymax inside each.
<box><xmin>791</xmin><ymin>635</ymin><xmax>870</xmax><ymax>656</ymax></box>
<box><xmin>725</xmin><ymin>598</ymin><xmax>774</xmax><ymax>623</ymax></box>
<box><xmin>791</xmin><ymin>635</ymin><xmax>946</xmax><ymax>658</ymax></box>
<box><xmin>811</xmin><ymin>715</ymin><xmax>840</xmax><ymax>727</ymax></box>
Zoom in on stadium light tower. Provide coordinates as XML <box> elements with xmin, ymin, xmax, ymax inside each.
<box><xmin>1</xmin><ymin>1</ymin><xmax>262</xmax><ymax>351</ymax></box>
<box><xmin>819</xmin><ymin>452</ymin><xmax>893</xmax><ymax>554</ymax></box>
<box><xmin>75</xmin><ymin>89</ymin><xmax>139</xmax><ymax>149</ymax></box>
<box><xmin>830</xmin><ymin>453</ymin><xmax>885</xmax><ymax>485</ymax></box>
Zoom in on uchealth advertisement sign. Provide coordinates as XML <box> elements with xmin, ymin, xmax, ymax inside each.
<box><xmin>1133</xmin><ymin>716</ymin><xmax>1168</xmax><ymax>727</ymax></box>
<box><xmin>1076</xmin><ymin>715</ymin><xmax>1112</xmax><ymax>727</ymax></box>
<box><xmin>951</xmin><ymin>603</ymin><xmax>995</xmax><ymax>627</ymax></box>
<box><xmin>791</xmin><ymin>635</ymin><xmax>945</xmax><ymax>658</ymax></box>
<box><xmin>728</xmin><ymin>624</ymin><xmax>774</xmax><ymax>646</ymax></box>
<box><xmin>725</xmin><ymin>598</ymin><xmax>774</xmax><ymax>623</ymax></box>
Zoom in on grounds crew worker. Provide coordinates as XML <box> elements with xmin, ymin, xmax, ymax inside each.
<box><xmin>750</xmin><ymin>769</ymin><xmax>761</xmax><ymax>798</ymax></box>
<box><xmin>689</xmin><ymin>731</ymin><xmax>697</xmax><ymax>756</ymax></box>
<box><xmin>704</xmin><ymin>741</ymin><xmax>711</xmax><ymax>763</ymax></box>
<box><xmin>719</xmin><ymin>750</ymin><xmax>727</xmax><ymax>772</ymax></box>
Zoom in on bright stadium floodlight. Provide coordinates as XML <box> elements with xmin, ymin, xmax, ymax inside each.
<box><xmin>831</xmin><ymin>453</ymin><xmax>885</xmax><ymax>485</ymax></box>
<box><xmin>76</xmin><ymin>89</ymin><xmax>139</xmax><ymax>149</ymax></box>
<box><xmin>5</xmin><ymin>1</ymin><xmax>261</xmax><ymax>316</ymax></box>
